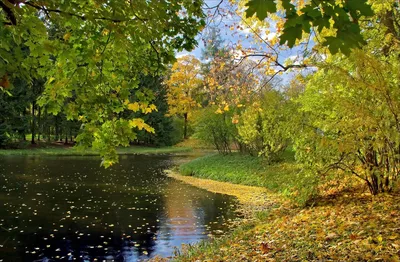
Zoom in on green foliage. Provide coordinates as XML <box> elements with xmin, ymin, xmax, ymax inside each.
<box><xmin>170</xmin><ymin>117</ymin><xmax>185</xmax><ymax>145</ymax></box>
<box><xmin>0</xmin><ymin>121</ymin><xmax>9</xmax><ymax>146</ymax></box>
<box><xmin>295</xmin><ymin>49</ymin><xmax>400</xmax><ymax>195</ymax></box>
<box><xmin>0</xmin><ymin>78</ymin><xmax>31</xmax><ymax>145</ymax></box>
<box><xmin>126</xmin><ymin>75</ymin><xmax>180</xmax><ymax>147</ymax></box>
<box><xmin>245</xmin><ymin>0</ymin><xmax>374</xmax><ymax>55</ymax></box>
<box><xmin>193</xmin><ymin>107</ymin><xmax>239</xmax><ymax>154</ymax></box>
<box><xmin>1</xmin><ymin>0</ymin><xmax>205</xmax><ymax>165</ymax></box>
<box><xmin>245</xmin><ymin>0</ymin><xmax>276</xmax><ymax>20</ymax></box>
<box><xmin>237</xmin><ymin>90</ymin><xmax>291</xmax><ymax>162</ymax></box>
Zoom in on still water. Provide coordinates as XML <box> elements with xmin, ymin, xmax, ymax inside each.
<box><xmin>0</xmin><ymin>154</ymin><xmax>239</xmax><ymax>261</ymax></box>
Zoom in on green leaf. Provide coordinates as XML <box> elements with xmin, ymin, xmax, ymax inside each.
<box><xmin>245</xmin><ymin>0</ymin><xmax>276</xmax><ymax>20</ymax></box>
<box><xmin>347</xmin><ymin>0</ymin><xmax>374</xmax><ymax>18</ymax></box>
<box><xmin>301</xmin><ymin>5</ymin><xmax>322</xmax><ymax>20</ymax></box>
<box><xmin>323</xmin><ymin>37</ymin><xmax>345</xmax><ymax>55</ymax></box>
<box><xmin>279</xmin><ymin>24</ymin><xmax>303</xmax><ymax>47</ymax></box>
<box><xmin>281</xmin><ymin>0</ymin><xmax>296</xmax><ymax>16</ymax></box>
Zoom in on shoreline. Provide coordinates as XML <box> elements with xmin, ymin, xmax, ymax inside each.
<box><xmin>165</xmin><ymin>169</ymin><xmax>282</xmax><ymax>217</ymax></box>
<box><xmin>0</xmin><ymin>146</ymin><xmax>192</xmax><ymax>157</ymax></box>
<box><xmin>164</xmin><ymin>156</ymin><xmax>400</xmax><ymax>261</ymax></box>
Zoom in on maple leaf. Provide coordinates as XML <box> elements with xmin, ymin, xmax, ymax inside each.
<box><xmin>128</xmin><ymin>102</ymin><xmax>140</xmax><ymax>112</ymax></box>
<box><xmin>279</xmin><ymin>24</ymin><xmax>303</xmax><ymax>47</ymax></box>
<box><xmin>245</xmin><ymin>0</ymin><xmax>276</xmax><ymax>21</ymax></box>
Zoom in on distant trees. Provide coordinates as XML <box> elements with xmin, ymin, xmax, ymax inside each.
<box><xmin>0</xmin><ymin>77</ymin><xmax>81</xmax><ymax>147</ymax></box>
<box><xmin>237</xmin><ymin>90</ymin><xmax>291</xmax><ymax>162</ymax></box>
<box><xmin>0</xmin><ymin>0</ymin><xmax>204</xmax><ymax>165</ymax></box>
<box><xmin>183</xmin><ymin>0</ymin><xmax>400</xmax><ymax>198</ymax></box>
<box><xmin>165</xmin><ymin>55</ymin><xmax>202</xmax><ymax>139</ymax></box>
<box><xmin>129</xmin><ymin>75</ymin><xmax>183</xmax><ymax>147</ymax></box>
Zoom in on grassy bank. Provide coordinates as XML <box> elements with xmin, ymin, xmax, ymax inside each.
<box><xmin>178</xmin><ymin>152</ymin><xmax>316</xmax><ymax>204</ymax></box>
<box><xmin>171</xmin><ymin>152</ymin><xmax>400</xmax><ymax>261</ymax></box>
<box><xmin>0</xmin><ymin>145</ymin><xmax>192</xmax><ymax>156</ymax></box>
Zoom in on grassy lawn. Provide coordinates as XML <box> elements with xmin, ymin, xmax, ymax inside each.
<box><xmin>0</xmin><ymin>145</ymin><xmax>192</xmax><ymax>156</ymax></box>
<box><xmin>178</xmin><ymin>151</ymin><xmax>314</xmax><ymax>203</ymax></box>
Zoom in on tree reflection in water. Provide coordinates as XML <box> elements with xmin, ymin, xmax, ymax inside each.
<box><xmin>0</xmin><ymin>155</ymin><xmax>239</xmax><ymax>261</ymax></box>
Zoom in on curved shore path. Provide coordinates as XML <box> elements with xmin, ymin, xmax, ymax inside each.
<box><xmin>164</xmin><ymin>170</ymin><xmax>283</xmax><ymax>218</ymax></box>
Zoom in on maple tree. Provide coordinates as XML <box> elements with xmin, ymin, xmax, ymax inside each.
<box><xmin>165</xmin><ymin>55</ymin><xmax>202</xmax><ymax>139</ymax></box>
<box><xmin>292</xmin><ymin>1</ymin><xmax>400</xmax><ymax>195</ymax></box>
<box><xmin>244</xmin><ymin>0</ymin><xmax>374</xmax><ymax>55</ymax></box>
<box><xmin>0</xmin><ymin>0</ymin><xmax>205</xmax><ymax>166</ymax></box>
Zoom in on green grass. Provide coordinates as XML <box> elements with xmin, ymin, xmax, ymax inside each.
<box><xmin>0</xmin><ymin>146</ymin><xmax>192</xmax><ymax>156</ymax></box>
<box><xmin>179</xmin><ymin>150</ymin><xmax>318</xmax><ymax>204</ymax></box>
<box><xmin>180</xmin><ymin>151</ymin><xmax>296</xmax><ymax>190</ymax></box>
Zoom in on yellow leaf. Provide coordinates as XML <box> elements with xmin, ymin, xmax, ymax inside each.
<box><xmin>129</xmin><ymin>118</ymin><xmax>155</xmax><ymax>133</ymax></box>
<box><xmin>63</xmin><ymin>33</ymin><xmax>71</xmax><ymax>41</ymax></box>
<box><xmin>144</xmin><ymin>107</ymin><xmax>152</xmax><ymax>114</ymax></box>
<box><xmin>48</xmin><ymin>77</ymin><xmax>55</xmax><ymax>84</ymax></box>
<box><xmin>101</xmin><ymin>29</ymin><xmax>110</xmax><ymax>36</ymax></box>
<box><xmin>377</xmin><ymin>235</ymin><xmax>383</xmax><ymax>243</ymax></box>
<box><xmin>128</xmin><ymin>102</ymin><xmax>140</xmax><ymax>112</ymax></box>
<box><xmin>215</xmin><ymin>108</ymin><xmax>223</xmax><ymax>114</ymax></box>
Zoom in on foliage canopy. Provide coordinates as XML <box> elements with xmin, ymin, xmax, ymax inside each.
<box><xmin>0</xmin><ymin>0</ymin><xmax>205</xmax><ymax>166</ymax></box>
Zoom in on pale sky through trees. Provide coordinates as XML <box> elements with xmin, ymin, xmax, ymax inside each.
<box><xmin>177</xmin><ymin>0</ymin><xmax>312</xmax><ymax>86</ymax></box>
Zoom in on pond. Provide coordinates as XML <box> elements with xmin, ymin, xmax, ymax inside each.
<box><xmin>0</xmin><ymin>154</ymin><xmax>240</xmax><ymax>261</ymax></box>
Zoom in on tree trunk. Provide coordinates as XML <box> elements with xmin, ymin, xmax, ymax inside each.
<box><xmin>37</xmin><ymin>106</ymin><xmax>41</xmax><ymax>142</ymax></box>
<box><xmin>55</xmin><ymin>115</ymin><xmax>59</xmax><ymax>141</ymax></box>
<box><xmin>183</xmin><ymin>112</ymin><xmax>188</xmax><ymax>139</ymax></box>
<box><xmin>31</xmin><ymin>102</ymin><xmax>36</xmax><ymax>145</ymax></box>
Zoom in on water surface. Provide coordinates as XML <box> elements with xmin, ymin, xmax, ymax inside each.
<box><xmin>0</xmin><ymin>154</ymin><xmax>239</xmax><ymax>261</ymax></box>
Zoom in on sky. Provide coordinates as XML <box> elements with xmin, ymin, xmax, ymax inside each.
<box><xmin>176</xmin><ymin>0</ymin><xmax>313</xmax><ymax>86</ymax></box>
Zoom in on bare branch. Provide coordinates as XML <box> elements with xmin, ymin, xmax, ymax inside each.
<box><xmin>204</xmin><ymin>0</ymin><xmax>223</xmax><ymax>10</ymax></box>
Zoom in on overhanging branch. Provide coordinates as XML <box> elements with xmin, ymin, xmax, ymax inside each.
<box><xmin>24</xmin><ymin>1</ymin><xmax>147</xmax><ymax>23</ymax></box>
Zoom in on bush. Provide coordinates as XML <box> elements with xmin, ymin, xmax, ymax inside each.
<box><xmin>237</xmin><ymin>91</ymin><xmax>291</xmax><ymax>163</ymax></box>
<box><xmin>193</xmin><ymin>107</ymin><xmax>239</xmax><ymax>154</ymax></box>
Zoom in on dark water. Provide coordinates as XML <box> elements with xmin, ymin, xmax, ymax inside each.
<box><xmin>0</xmin><ymin>154</ymin><xmax>239</xmax><ymax>261</ymax></box>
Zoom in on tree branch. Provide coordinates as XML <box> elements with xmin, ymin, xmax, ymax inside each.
<box><xmin>235</xmin><ymin>53</ymin><xmax>309</xmax><ymax>71</ymax></box>
<box><xmin>149</xmin><ymin>40</ymin><xmax>161</xmax><ymax>73</ymax></box>
<box><xmin>25</xmin><ymin>1</ymin><xmax>147</xmax><ymax>23</ymax></box>
<box><xmin>1</xmin><ymin>1</ymin><xmax>17</xmax><ymax>25</ymax></box>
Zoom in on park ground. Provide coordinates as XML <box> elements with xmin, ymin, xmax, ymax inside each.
<box><xmin>166</xmin><ymin>152</ymin><xmax>400</xmax><ymax>262</ymax></box>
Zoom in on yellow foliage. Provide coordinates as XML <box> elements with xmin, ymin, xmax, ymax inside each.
<box><xmin>127</xmin><ymin>102</ymin><xmax>140</xmax><ymax>112</ymax></box>
<box><xmin>165</xmin><ymin>55</ymin><xmax>202</xmax><ymax>119</ymax></box>
<box><xmin>129</xmin><ymin>118</ymin><xmax>155</xmax><ymax>133</ymax></box>
<box><xmin>63</xmin><ymin>33</ymin><xmax>71</xmax><ymax>41</ymax></box>
<box><xmin>215</xmin><ymin>108</ymin><xmax>223</xmax><ymax>114</ymax></box>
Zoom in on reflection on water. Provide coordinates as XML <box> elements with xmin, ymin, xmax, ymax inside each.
<box><xmin>0</xmin><ymin>154</ymin><xmax>239</xmax><ymax>261</ymax></box>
